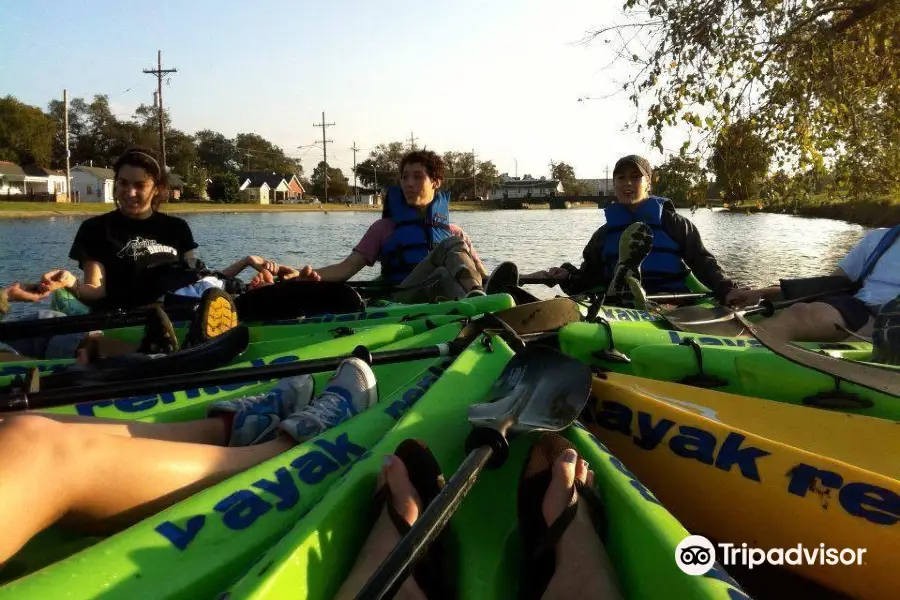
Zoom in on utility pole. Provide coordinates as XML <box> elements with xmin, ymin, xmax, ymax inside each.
<box><xmin>514</xmin><ymin>158</ymin><xmax>518</xmax><ymax>179</ymax></box>
<box><xmin>351</xmin><ymin>141</ymin><xmax>360</xmax><ymax>204</ymax></box>
<box><xmin>142</xmin><ymin>50</ymin><xmax>177</xmax><ymax>170</ymax></box>
<box><xmin>605</xmin><ymin>164</ymin><xmax>610</xmax><ymax>195</ymax></box>
<box><xmin>408</xmin><ymin>131</ymin><xmax>419</xmax><ymax>150</ymax></box>
<box><xmin>471</xmin><ymin>149</ymin><xmax>477</xmax><ymax>198</ymax></box>
<box><xmin>313</xmin><ymin>111</ymin><xmax>335</xmax><ymax>202</ymax></box>
<box><xmin>63</xmin><ymin>89</ymin><xmax>72</xmax><ymax>203</ymax></box>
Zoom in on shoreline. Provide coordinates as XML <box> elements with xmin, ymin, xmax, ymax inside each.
<box><xmin>0</xmin><ymin>200</ymin><xmax>600</xmax><ymax>219</ymax></box>
<box><xmin>724</xmin><ymin>199</ymin><xmax>900</xmax><ymax>228</ymax></box>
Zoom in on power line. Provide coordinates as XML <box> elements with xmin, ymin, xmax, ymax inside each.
<box><xmin>312</xmin><ymin>111</ymin><xmax>335</xmax><ymax>202</ymax></box>
<box><xmin>142</xmin><ymin>50</ymin><xmax>177</xmax><ymax>170</ymax></box>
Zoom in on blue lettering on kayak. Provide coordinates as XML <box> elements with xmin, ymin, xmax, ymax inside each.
<box><xmin>600</xmin><ymin>308</ymin><xmax>661</xmax><ymax>323</ymax></box>
<box><xmin>597</xmin><ymin>400</ymin><xmax>770</xmax><ymax>482</ymax></box>
<box><xmin>667</xmin><ymin>330</ymin><xmax>762</xmax><ymax>348</ymax></box>
<box><xmin>74</xmin><ymin>355</ymin><xmax>302</xmax><ymax>416</ymax></box>
<box><xmin>0</xmin><ymin>362</ymin><xmax>70</xmax><ymax>377</ymax></box>
<box><xmin>787</xmin><ymin>464</ymin><xmax>900</xmax><ymax>526</ymax></box>
<box><xmin>596</xmin><ymin>400</ymin><xmax>896</xmax><ymax>525</ymax></box>
<box><xmin>383</xmin><ymin>359</ymin><xmax>453</xmax><ymax>420</ymax></box>
<box><xmin>155</xmin><ymin>432</ymin><xmax>365</xmax><ymax>550</ymax></box>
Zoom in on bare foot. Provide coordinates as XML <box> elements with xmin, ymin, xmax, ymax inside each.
<box><xmin>335</xmin><ymin>455</ymin><xmax>428</xmax><ymax>600</ymax></box>
<box><xmin>541</xmin><ymin>449</ymin><xmax>623</xmax><ymax>600</ymax></box>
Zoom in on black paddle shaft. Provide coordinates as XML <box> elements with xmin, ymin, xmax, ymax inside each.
<box><xmin>355</xmin><ymin>429</ymin><xmax>506</xmax><ymax>600</ymax></box>
<box><xmin>0</xmin><ymin>343</ymin><xmax>452</xmax><ymax>412</ymax></box>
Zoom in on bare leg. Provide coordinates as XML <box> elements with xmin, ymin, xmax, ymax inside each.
<box><xmin>0</xmin><ymin>415</ymin><xmax>293</xmax><ymax>562</ymax></box>
<box><xmin>335</xmin><ymin>455</ymin><xmax>428</xmax><ymax>600</ymax></box>
<box><xmin>0</xmin><ymin>413</ymin><xmax>227</xmax><ymax>444</ymax></box>
<box><xmin>753</xmin><ymin>302</ymin><xmax>850</xmax><ymax>342</ymax></box>
<box><xmin>541</xmin><ymin>450</ymin><xmax>623</xmax><ymax>600</ymax></box>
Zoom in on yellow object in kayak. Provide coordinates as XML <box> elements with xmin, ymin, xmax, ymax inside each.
<box><xmin>586</xmin><ymin>372</ymin><xmax>900</xmax><ymax>600</ymax></box>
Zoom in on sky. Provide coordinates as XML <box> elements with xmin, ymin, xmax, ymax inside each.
<box><xmin>0</xmin><ymin>0</ymin><xmax>689</xmax><ymax>179</ymax></box>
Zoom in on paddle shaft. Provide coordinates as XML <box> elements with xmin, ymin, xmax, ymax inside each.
<box><xmin>0</xmin><ymin>343</ymin><xmax>457</xmax><ymax>412</ymax></box>
<box><xmin>0</xmin><ymin>305</ymin><xmax>193</xmax><ymax>340</ymax></box>
<box><xmin>355</xmin><ymin>444</ymin><xmax>494</xmax><ymax>600</ymax></box>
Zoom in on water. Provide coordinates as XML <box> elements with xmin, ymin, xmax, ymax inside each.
<box><xmin>0</xmin><ymin>208</ymin><xmax>870</xmax><ymax>309</ymax></box>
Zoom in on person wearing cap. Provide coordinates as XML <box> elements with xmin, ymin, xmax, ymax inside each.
<box><xmin>524</xmin><ymin>155</ymin><xmax>751</xmax><ymax>305</ymax></box>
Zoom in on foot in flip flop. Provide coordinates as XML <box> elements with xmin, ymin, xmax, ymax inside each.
<box><xmin>184</xmin><ymin>288</ymin><xmax>238</xmax><ymax>348</ymax></box>
<box><xmin>336</xmin><ymin>440</ymin><xmax>449</xmax><ymax>600</ymax></box>
<box><xmin>608</xmin><ymin>222</ymin><xmax>653</xmax><ymax>307</ymax></box>
<box><xmin>518</xmin><ymin>434</ymin><xmax>623</xmax><ymax>600</ymax></box>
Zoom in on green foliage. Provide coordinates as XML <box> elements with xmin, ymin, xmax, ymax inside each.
<box><xmin>195</xmin><ymin>129</ymin><xmax>239</xmax><ymax>174</ymax></box>
<box><xmin>235</xmin><ymin>132</ymin><xmax>302</xmax><ymax>176</ymax></box>
<box><xmin>207</xmin><ymin>172</ymin><xmax>240</xmax><ymax>203</ymax></box>
<box><xmin>710</xmin><ymin>121</ymin><xmax>773</xmax><ymax>203</ymax></box>
<box><xmin>550</xmin><ymin>162</ymin><xmax>591</xmax><ymax>195</ymax></box>
<box><xmin>654</xmin><ymin>154</ymin><xmax>707</xmax><ymax>207</ymax></box>
<box><xmin>593</xmin><ymin>0</ymin><xmax>900</xmax><ymax>198</ymax></box>
<box><xmin>0</xmin><ymin>95</ymin><xmax>54</xmax><ymax>165</ymax></box>
<box><xmin>310</xmin><ymin>161</ymin><xmax>349</xmax><ymax>198</ymax></box>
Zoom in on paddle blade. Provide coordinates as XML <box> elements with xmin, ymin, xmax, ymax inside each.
<box><xmin>467</xmin><ymin>345</ymin><xmax>592</xmax><ymax>436</ymax></box>
<box><xmin>460</xmin><ymin>298</ymin><xmax>581</xmax><ymax>340</ymax></box>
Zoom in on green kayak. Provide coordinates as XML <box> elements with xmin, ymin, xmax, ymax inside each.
<box><xmin>0</xmin><ymin>331</ymin><xmax>749</xmax><ymax>600</ymax></box>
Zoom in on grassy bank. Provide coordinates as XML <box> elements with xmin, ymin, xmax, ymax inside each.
<box><xmin>0</xmin><ymin>199</ymin><xmax>497</xmax><ymax>219</ymax></box>
<box><xmin>726</xmin><ymin>195</ymin><xmax>900</xmax><ymax>228</ymax></box>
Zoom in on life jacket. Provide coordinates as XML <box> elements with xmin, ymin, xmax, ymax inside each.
<box><xmin>379</xmin><ymin>186</ymin><xmax>453</xmax><ymax>284</ymax></box>
<box><xmin>601</xmin><ymin>196</ymin><xmax>690</xmax><ymax>292</ymax></box>
<box><xmin>858</xmin><ymin>224</ymin><xmax>900</xmax><ymax>283</ymax></box>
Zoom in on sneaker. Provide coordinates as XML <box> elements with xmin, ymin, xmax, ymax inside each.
<box><xmin>485</xmin><ymin>262</ymin><xmax>519</xmax><ymax>295</ymax></box>
<box><xmin>607</xmin><ymin>222</ymin><xmax>653</xmax><ymax>307</ymax></box>
<box><xmin>137</xmin><ymin>305</ymin><xmax>180</xmax><ymax>355</ymax></box>
<box><xmin>209</xmin><ymin>376</ymin><xmax>316</xmax><ymax>447</ymax></box>
<box><xmin>184</xmin><ymin>288</ymin><xmax>238</xmax><ymax>348</ymax></box>
<box><xmin>465</xmin><ymin>289</ymin><xmax>487</xmax><ymax>298</ymax></box>
<box><xmin>279</xmin><ymin>358</ymin><xmax>378</xmax><ymax>443</ymax></box>
<box><xmin>872</xmin><ymin>295</ymin><xmax>900</xmax><ymax>366</ymax></box>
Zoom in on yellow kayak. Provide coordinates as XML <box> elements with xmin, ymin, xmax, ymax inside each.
<box><xmin>585</xmin><ymin>372</ymin><xmax>900</xmax><ymax>600</ymax></box>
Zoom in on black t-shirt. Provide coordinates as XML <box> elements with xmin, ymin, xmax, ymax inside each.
<box><xmin>69</xmin><ymin>210</ymin><xmax>200</xmax><ymax>309</ymax></box>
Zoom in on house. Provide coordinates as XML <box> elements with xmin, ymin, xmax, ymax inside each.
<box><xmin>281</xmin><ymin>174</ymin><xmax>305</xmax><ymax>201</ymax></box>
<box><xmin>492</xmin><ymin>176</ymin><xmax>563</xmax><ymax>199</ymax></box>
<box><xmin>72</xmin><ymin>166</ymin><xmax>116</xmax><ymax>203</ymax></box>
<box><xmin>0</xmin><ymin>163</ymin><xmax>70</xmax><ymax>201</ymax></box>
<box><xmin>341</xmin><ymin>186</ymin><xmax>379</xmax><ymax>206</ymax></box>
<box><xmin>168</xmin><ymin>173</ymin><xmax>185</xmax><ymax>201</ymax></box>
<box><xmin>238</xmin><ymin>172</ymin><xmax>291</xmax><ymax>204</ymax></box>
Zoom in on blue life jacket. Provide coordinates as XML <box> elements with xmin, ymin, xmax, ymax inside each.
<box><xmin>858</xmin><ymin>224</ymin><xmax>900</xmax><ymax>282</ymax></box>
<box><xmin>379</xmin><ymin>186</ymin><xmax>453</xmax><ymax>284</ymax></box>
<box><xmin>601</xmin><ymin>196</ymin><xmax>690</xmax><ymax>292</ymax></box>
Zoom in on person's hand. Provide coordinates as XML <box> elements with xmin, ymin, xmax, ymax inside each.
<box><xmin>40</xmin><ymin>269</ymin><xmax>77</xmax><ymax>293</ymax></box>
<box><xmin>547</xmin><ymin>266</ymin><xmax>571</xmax><ymax>280</ymax></box>
<box><xmin>246</xmin><ymin>255</ymin><xmax>280</xmax><ymax>275</ymax></box>
<box><xmin>725</xmin><ymin>287</ymin><xmax>764</xmax><ymax>308</ymax></box>
<box><xmin>249</xmin><ymin>270</ymin><xmax>276</xmax><ymax>289</ymax></box>
<box><xmin>274</xmin><ymin>265</ymin><xmax>300</xmax><ymax>280</ymax></box>
<box><xmin>6</xmin><ymin>282</ymin><xmax>49</xmax><ymax>303</ymax></box>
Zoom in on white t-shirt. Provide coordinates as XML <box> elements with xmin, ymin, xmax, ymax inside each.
<box><xmin>839</xmin><ymin>228</ymin><xmax>900</xmax><ymax>307</ymax></box>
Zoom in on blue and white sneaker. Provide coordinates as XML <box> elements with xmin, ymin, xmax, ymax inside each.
<box><xmin>208</xmin><ymin>375</ymin><xmax>316</xmax><ymax>447</ymax></box>
<box><xmin>279</xmin><ymin>358</ymin><xmax>378</xmax><ymax>443</ymax></box>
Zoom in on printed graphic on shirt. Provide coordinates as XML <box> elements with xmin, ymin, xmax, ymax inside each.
<box><xmin>117</xmin><ymin>237</ymin><xmax>179</xmax><ymax>260</ymax></box>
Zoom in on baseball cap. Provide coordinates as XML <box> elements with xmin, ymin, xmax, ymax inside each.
<box><xmin>613</xmin><ymin>155</ymin><xmax>652</xmax><ymax>180</ymax></box>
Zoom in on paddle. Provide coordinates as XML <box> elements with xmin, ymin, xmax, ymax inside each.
<box><xmin>0</xmin><ymin>298</ymin><xmax>582</xmax><ymax>412</ymax></box>
<box><xmin>355</xmin><ymin>345</ymin><xmax>592</xmax><ymax>600</ymax></box>
<box><xmin>0</xmin><ymin>281</ymin><xmax>364</xmax><ymax>340</ymax></box>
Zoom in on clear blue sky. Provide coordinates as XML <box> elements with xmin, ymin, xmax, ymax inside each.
<box><xmin>1</xmin><ymin>0</ymin><xmax>687</xmax><ymax>179</ymax></box>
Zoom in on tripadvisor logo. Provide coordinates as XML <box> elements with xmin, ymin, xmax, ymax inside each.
<box><xmin>675</xmin><ymin>535</ymin><xmax>868</xmax><ymax>576</ymax></box>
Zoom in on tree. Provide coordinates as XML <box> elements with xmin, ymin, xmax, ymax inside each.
<box><xmin>551</xmin><ymin>161</ymin><xmax>591</xmax><ymax>195</ymax></box>
<box><xmin>207</xmin><ymin>172</ymin><xmax>240</xmax><ymax>203</ymax></box>
<box><xmin>355</xmin><ymin>141</ymin><xmax>406</xmax><ymax>189</ymax></box>
<box><xmin>654</xmin><ymin>155</ymin><xmax>707</xmax><ymax>207</ymax></box>
<box><xmin>0</xmin><ymin>95</ymin><xmax>54</xmax><ymax>165</ymax></box>
<box><xmin>709</xmin><ymin>121</ymin><xmax>773</xmax><ymax>204</ymax></box>
<box><xmin>195</xmin><ymin>130</ymin><xmax>239</xmax><ymax>175</ymax></box>
<box><xmin>590</xmin><ymin>0</ymin><xmax>900</xmax><ymax>197</ymax></box>
<box><xmin>235</xmin><ymin>132</ymin><xmax>302</xmax><ymax>176</ymax></box>
<box><xmin>310</xmin><ymin>161</ymin><xmax>349</xmax><ymax>199</ymax></box>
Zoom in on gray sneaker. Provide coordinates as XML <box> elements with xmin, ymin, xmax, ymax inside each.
<box><xmin>209</xmin><ymin>375</ymin><xmax>316</xmax><ymax>446</ymax></box>
<box><xmin>872</xmin><ymin>294</ymin><xmax>900</xmax><ymax>366</ymax></box>
<box><xmin>279</xmin><ymin>358</ymin><xmax>378</xmax><ymax>443</ymax></box>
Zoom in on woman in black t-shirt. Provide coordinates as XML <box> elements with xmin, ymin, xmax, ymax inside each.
<box><xmin>40</xmin><ymin>148</ymin><xmax>291</xmax><ymax>311</ymax></box>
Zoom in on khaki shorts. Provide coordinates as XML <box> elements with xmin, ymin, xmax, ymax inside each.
<box><xmin>390</xmin><ymin>237</ymin><xmax>484</xmax><ymax>304</ymax></box>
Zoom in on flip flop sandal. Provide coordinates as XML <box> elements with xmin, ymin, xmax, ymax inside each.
<box><xmin>517</xmin><ymin>433</ymin><xmax>608</xmax><ymax>600</ymax></box>
<box><xmin>608</xmin><ymin>222</ymin><xmax>653</xmax><ymax>300</ymax></box>
<box><xmin>368</xmin><ymin>439</ymin><xmax>454</xmax><ymax>600</ymax></box>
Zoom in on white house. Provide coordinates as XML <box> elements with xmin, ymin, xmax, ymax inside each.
<box><xmin>238</xmin><ymin>177</ymin><xmax>271</xmax><ymax>204</ymax></box>
<box><xmin>577</xmin><ymin>178</ymin><xmax>614</xmax><ymax>196</ymax></box>
<box><xmin>72</xmin><ymin>166</ymin><xmax>115</xmax><ymax>203</ymax></box>
<box><xmin>0</xmin><ymin>163</ymin><xmax>70</xmax><ymax>199</ymax></box>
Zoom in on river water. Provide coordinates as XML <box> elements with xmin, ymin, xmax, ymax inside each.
<box><xmin>0</xmin><ymin>207</ymin><xmax>870</xmax><ymax>309</ymax></box>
